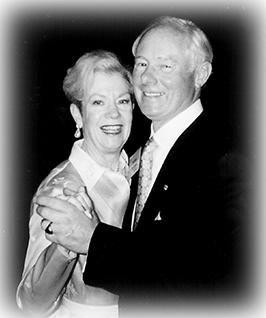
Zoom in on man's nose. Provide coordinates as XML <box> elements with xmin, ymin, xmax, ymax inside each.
<box><xmin>141</xmin><ymin>67</ymin><xmax>158</xmax><ymax>85</ymax></box>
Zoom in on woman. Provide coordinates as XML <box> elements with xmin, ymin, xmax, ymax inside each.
<box><xmin>16</xmin><ymin>50</ymin><xmax>134</xmax><ymax>318</ymax></box>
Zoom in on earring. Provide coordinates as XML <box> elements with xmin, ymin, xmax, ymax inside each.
<box><xmin>74</xmin><ymin>125</ymin><xmax>81</xmax><ymax>138</ymax></box>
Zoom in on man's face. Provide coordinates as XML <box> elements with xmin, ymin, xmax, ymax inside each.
<box><xmin>133</xmin><ymin>28</ymin><xmax>197</xmax><ymax>131</ymax></box>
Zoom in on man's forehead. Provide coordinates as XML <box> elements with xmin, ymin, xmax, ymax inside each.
<box><xmin>135</xmin><ymin>31</ymin><xmax>188</xmax><ymax>61</ymax></box>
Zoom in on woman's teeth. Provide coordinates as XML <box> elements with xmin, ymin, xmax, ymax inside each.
<box><xmin>101</xmin><ymin>125</ymin><xmax>122</xmax><ymax>134</ymax></box>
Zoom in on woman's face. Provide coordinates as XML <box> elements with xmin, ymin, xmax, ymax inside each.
<box><xmin>72</xmin><ymin>71</ymin><xmax>133</xmax><ymax>157</ymax></box>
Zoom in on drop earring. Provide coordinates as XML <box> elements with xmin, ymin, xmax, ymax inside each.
<box><xmin>74</xmin><ymin>125</ymin><xmax>81</xmax><ymax>138</ymax></box>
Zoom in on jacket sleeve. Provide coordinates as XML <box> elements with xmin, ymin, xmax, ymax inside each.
<box><xmin>83</xmin><ymin>151</ymin><xmax>251</xmax><ymax>299</ymax></box>
<box><xmin>83</xmin><ymin>223</ymin><xmax>134</xmax><ymax>294</ymax></box>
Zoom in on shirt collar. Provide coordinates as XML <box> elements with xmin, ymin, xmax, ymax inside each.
<box><xmin>151</xmin><ymin>99</ymin><xmax>203</xmax><ymax>150</ymax></box>
<box><xmin>69</xmin><ymin>139</ymin><xmax>128</xmax><ymax>191</ymax></box>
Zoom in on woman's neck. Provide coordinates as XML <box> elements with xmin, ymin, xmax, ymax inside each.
<box><xmin>81</xmin><ymin>141</ymin><xmax>121</xmax><ymax>172</ymax></box>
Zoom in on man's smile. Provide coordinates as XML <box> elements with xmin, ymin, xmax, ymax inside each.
<box><xmin>143</xmin><ymin>92</ymin><xmax>165</xmax><ymax>97</ymax></box>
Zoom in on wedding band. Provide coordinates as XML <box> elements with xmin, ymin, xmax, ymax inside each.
<box><xmin>45</xmin><ymin>222</ymin><xmax>53</xmax><ymax>235</ymax></box>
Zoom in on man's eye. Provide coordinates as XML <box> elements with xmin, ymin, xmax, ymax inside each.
<box><xmin>135</xmin><ymin>62</ymin><xmax>147</xmax><ymax>68</ymax></box>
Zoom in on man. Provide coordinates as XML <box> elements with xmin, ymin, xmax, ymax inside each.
<box><xmin>35</xmin><ymin>16</ymin><xmax>249</xmax><ymax>314</ymax></box>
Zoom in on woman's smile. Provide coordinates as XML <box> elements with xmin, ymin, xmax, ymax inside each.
<box><xmin>100</xmin><ymin>124</ymin><xmax>123</xmax><ymax>135</ymax></box>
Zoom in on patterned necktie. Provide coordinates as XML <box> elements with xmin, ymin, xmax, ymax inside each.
<box><xmin>134</xmin><ymin>137</ymin><xmax>158</xmax><ymax>230</ymax></box>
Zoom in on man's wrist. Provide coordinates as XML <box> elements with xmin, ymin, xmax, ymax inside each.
<box><xmin>57</xmin><ymin>245</ymin><xmax>78</xmax><ymax>261</ymax></box>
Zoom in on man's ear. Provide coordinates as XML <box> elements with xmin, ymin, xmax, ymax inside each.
<box><xmin>194</xmin><ymin>61</ymin><xmax>212</xmax><ymax>88</ymax></box>
<box><xmin>70</xmin><ymin>103</ymin><xmax>83</xmax><ymax>128</ymax></box>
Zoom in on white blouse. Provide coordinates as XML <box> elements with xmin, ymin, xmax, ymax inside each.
<box><xmin>17</xmin><ymin>139</ymin><xmax>130</xmax><ymax>316</ymax></box>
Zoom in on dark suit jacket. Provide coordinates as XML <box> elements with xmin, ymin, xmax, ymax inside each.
<box><xmin>83</xmin><ymin>111</ymin><xmax>251</xmax><ymax>311</ymax></box>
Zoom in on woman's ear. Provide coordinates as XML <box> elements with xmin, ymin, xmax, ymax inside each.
<box><xmin>70</xmin><ymin>103</ymin><xmax>83</xmax><ymax>128</ymax></box>
<box><xmin>194</xmin><ymin>61</ymin><xmax>212</xmax><ymax>89</ymax></box>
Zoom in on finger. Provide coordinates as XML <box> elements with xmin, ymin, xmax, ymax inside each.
<box><xmin>55</xmin><ymin>194</ymin><xmax>69</xmax><ymax>201</ymax></box>
<box><xmin>63</xmin><ymin>187</ymin><xmax>76</xmax><ymax>197</ymax></box>
<box><xmin>34</xmin><ymin>195</ymin><xmax>71</xmax><ymax>212</ymax></box>
<box><xmin>68</xmin><ymin>185</ymin><xmax>93</xmax><ymax>216</ymax></box>
<box><xmin>35</xmin><ymin>196</ymin><xmax>76</xmax><ymax>222</ymax></box>
<box><xmin>67</xmin><ymin>195</ymin><xmax>85</xmax><ymax>212</ymax></box>
<box><xmin>76</xmin><ymin>187</ymin><xmax>94</xmax><ymax>212</ymax></box>
<box><xmin>41</xmin><ymin>220</ymin><xmax>57</xmax><ymax>241</ymax></box>
<box><xmin>77</xmin><ymin>185</ymin><xmax>87</xmax><ymax>194</ymax></box>
<box><xmin>36</xmin><ymin>185</ymin><xmax>63</xmax><ymax>197</ymax></box>
<box><xmin>45</xmin><ymin>222</ymin><xmax>54</xmax><ymax>235</ymax></box>
<box><xmin>75</xmin><ymin>192</ymin><xmax>90</xmax><ymax>210</ymax></box>
<box><xmin>36</xmin><ymin>205</ymin><xmax>60</xmax><ymax>222</ymax></box>
<box><xmin>40</xmin><ymin>218</ymin><xmax>51</xmax><ymax>231</ymax></box>
<box><xmin>67</xmin><ymin>195</ymin><xmax>92</xmax><ymax>219</ymax></box>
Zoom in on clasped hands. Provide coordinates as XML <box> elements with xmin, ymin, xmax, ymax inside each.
<box><xmin>33</xmin><ymin>186</ymin><xmax>99</xmax><ymax>254</ymax></box>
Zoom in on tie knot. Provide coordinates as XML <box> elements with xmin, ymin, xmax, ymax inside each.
<box><xmin>144</xmin><ymin>137</ymin><xmax>158</xmax><ymax>154</ymax></box>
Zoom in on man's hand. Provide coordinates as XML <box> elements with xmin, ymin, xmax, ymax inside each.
<box><xmin>34</xmin><ymin>189</ymin><xmax>99</xmax><ymax>254</ymax></box>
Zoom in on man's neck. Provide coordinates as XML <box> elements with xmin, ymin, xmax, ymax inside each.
<box><xmin>152</xmin><ymin>99</ymin><xmax>201</xmax><ymax>133</ymax></box>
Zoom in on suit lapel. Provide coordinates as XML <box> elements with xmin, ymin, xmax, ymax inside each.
<box><xmin>136</xmin><ymin>113</ymin><xmax>208</xmax><ymax>229</ymax></box>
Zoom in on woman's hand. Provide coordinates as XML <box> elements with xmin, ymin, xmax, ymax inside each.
<box><xmin>61</xmin><ymin>186</ymin><xmax>93</xmax><ymax>219</ymax></box>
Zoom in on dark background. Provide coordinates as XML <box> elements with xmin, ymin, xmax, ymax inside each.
<box><xmin>2</xmin><ymin>3</ymin><xmax>259</xmax><ymax>316</ymax></box>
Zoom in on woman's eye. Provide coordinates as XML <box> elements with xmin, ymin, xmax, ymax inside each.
<box><xmin>118</xmin><ymin>99</ymin><xmax>131</xmax><ymax>105</ymax></box>
<box><xmin>92</xmin><ymin>100</ymin><xmax>103</xmax><ymax>106</ymax></box>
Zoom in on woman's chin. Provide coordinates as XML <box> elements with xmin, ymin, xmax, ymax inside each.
<box><xmin>101</xmin><ymin>139</ymin><xmax>124</xmax><ymax>153</ymax></box>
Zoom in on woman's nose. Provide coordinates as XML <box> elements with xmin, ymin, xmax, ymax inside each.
<box><xmin>141</xmin><ymin>67</ymin><xmax>158</xmax><ymax>85</ymax></box>
<box><xmin>107</xmin><ymin>103</ymin><xmax>120</xmax><ymax>118</ymax></box>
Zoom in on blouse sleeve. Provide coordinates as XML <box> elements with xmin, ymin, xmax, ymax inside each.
<box><xmin>16</xmin><ymin>164</ymin><xmax>79</xmax><ymax>314</ymax></box>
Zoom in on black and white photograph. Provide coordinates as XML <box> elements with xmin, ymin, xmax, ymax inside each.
<box><xmin>0</xmin><ymin>1</ymin><xmax>265</xmax><ymax>317</ymax></box>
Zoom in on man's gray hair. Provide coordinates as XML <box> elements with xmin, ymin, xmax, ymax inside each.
<box><xmin>132</xmin><ymin>16</ymin><xmax>213</xmax><ymax>70</ymax></box>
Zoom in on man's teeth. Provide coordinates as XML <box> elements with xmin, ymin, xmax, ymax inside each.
<box><xmin>144</xmin><ymin>92</ymin><xmax>164</xmax><ymax>97</ymax></box>
<box><xmin>101</xmin><ymin>125</ymin><xmax>122</xmax><ymax>133</ymax></box>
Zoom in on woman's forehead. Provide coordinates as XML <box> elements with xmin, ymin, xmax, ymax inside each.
<box><xmin>83</xmin><ymin>71</ymin><xmax>129</xmax><ymax>98</ymax></box>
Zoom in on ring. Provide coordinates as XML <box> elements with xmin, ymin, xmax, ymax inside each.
<box><xmin>45</xmin><ymin>222</ymin><xmax>53</xmax><ymax>235</ymax></box>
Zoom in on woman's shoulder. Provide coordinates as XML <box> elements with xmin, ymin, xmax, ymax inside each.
<box><xmin>39</xmin><ymin>160</ymin><xmax>84</xmax><ymax>193</ymax></box>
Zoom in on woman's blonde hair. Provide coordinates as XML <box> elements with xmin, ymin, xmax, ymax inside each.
<box><xmin>63</xmin><ymin>50</ymin><xmax>133</xmax><ymax>112</ymax></box>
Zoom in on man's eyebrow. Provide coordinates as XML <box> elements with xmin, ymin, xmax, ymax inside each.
<box><xmin>134</xmin><ymin>55</ymin><xmax>145</xmax><ymax>60</ymax></box>
<box><xmin>134</xmin><ymin>55</ymin><xmax>177</xmax><ymax>62</ymax></box>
